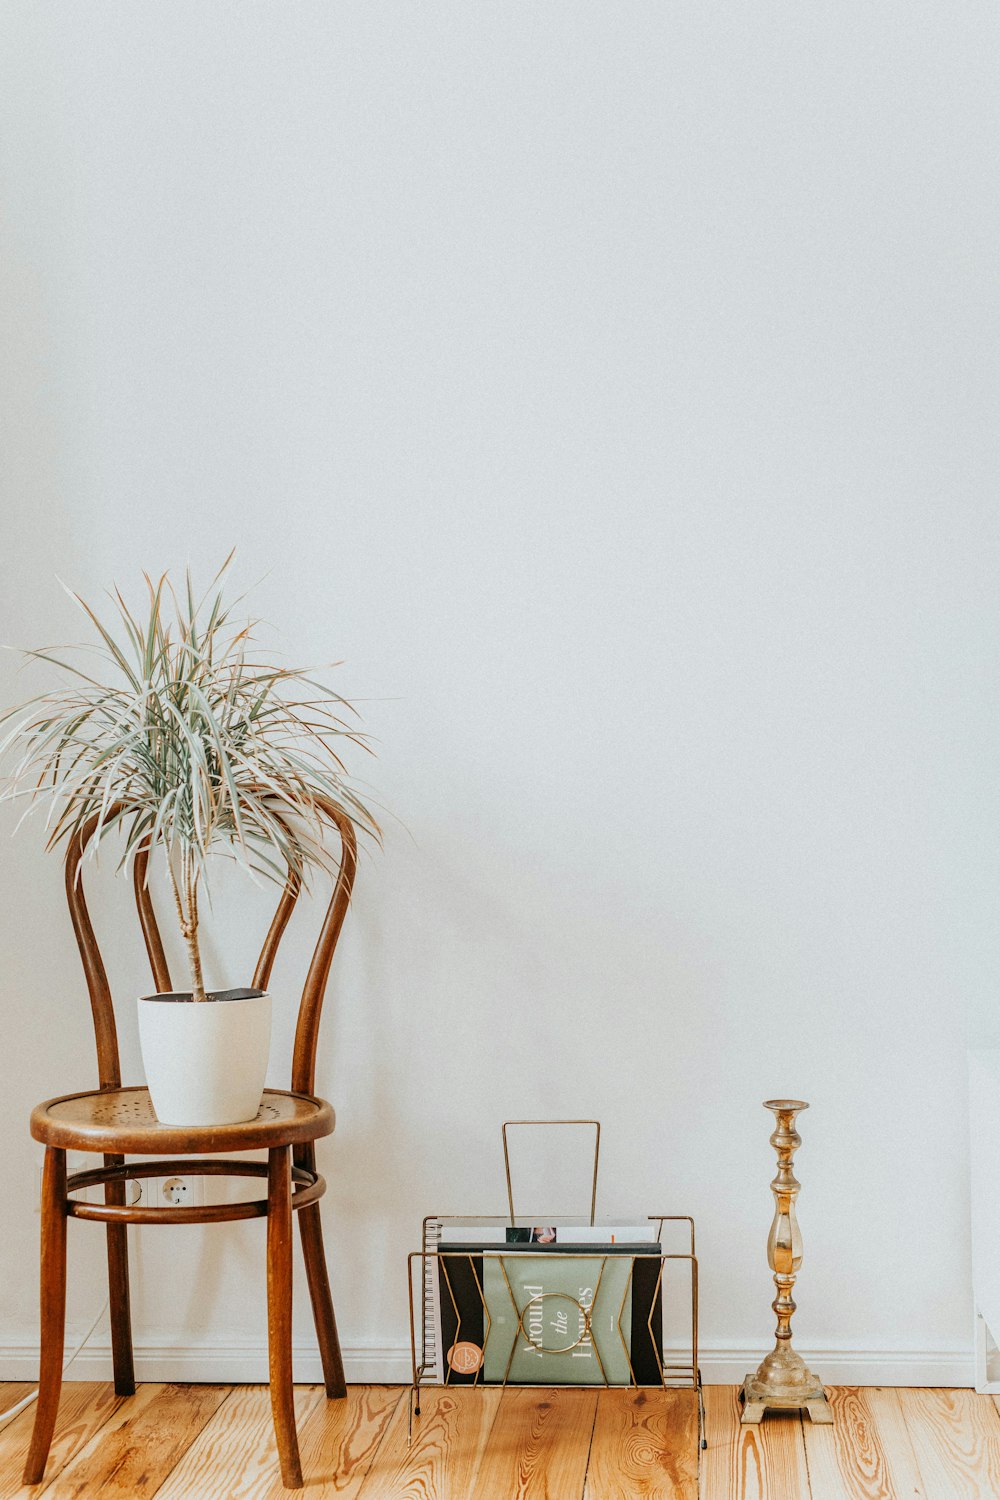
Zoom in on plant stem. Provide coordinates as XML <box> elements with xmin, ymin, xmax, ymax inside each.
<box><xmin>169</xmin><ymin>847</ymin><xmax>208</xmax><ymax>1002</ymax></box>
<box><xmin>184</xmin><ymin>857</ymin><xmax>207</xmax><ymax>1002</ymax></box>
<box><xmin>186</xmin><ymin>925</ymin><xmax>206</xmax><ymax>1002</ymax></box>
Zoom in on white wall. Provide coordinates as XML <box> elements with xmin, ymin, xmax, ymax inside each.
<box><xmin>0</xmin><ymin>2</ymin><xmax>997</xmax><ymax>1385</ymax></box>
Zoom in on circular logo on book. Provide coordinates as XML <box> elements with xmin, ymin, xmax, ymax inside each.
<box><xmin>447</xmin><ymin>1341</ymin><xmax>484</xmax><ymax>1375</ymax></box>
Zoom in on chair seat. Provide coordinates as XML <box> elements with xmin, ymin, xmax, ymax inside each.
<box><xmin>30</xmin><ymin>1086</ymin><xmax>335</xmax><ymax>1155</ymax></box>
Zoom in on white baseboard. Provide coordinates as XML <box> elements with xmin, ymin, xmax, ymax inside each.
<box><xmin>0</xmin><ymin>1342</ymin><xmax>974</xmax><ymax>1388</ymax></box>
<box><xmin>0</xmin><ymin>1343</ymin><xmax>413</xmax><ymax>1386</ymax></box>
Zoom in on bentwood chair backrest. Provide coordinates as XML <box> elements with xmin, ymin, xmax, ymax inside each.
<box><xmin>63</xmin><ymin>793</ymin><xmax>358</xmax><ymax>1096</ymax></box>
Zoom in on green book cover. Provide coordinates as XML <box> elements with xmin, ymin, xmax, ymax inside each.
<box><xmin>482</xmin><ymin>1252</ymin><xmax>634</xmax><ymax>1386</ymax></box>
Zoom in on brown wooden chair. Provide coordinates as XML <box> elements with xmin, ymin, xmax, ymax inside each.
<box><xmin>23</xmin><ymin>794</ymin><xmax>357</xmax><ymax>1491</ymax></box>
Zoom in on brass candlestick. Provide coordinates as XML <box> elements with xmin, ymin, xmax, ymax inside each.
<box><xmin>740</xmin><ymin>1099</ymin><xmax>833</xmax><ymax>1425</ymax></box>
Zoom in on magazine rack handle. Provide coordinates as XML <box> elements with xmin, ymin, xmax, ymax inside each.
<box><xmin>501</xmin><ymin>1119</ymin><xmax>601</xmax><ymax>1226</ymax></box>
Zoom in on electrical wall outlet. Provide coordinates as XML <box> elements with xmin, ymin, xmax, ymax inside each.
<box><xmin>35</xmin><ymin>1159</ymin><xmax>203</xmax><ymax>1212</ymax></box>
<box><xmin>123</xmin><ymin>1176</ymin><xmax>149</xmax><ymax>1207</ymax></box>
<box><xmin>158</xmin><ymin>1174</ymin><xmax>203</xmax><ymax>1208</ymax></box>
<box><xmin>38</xmin><ymin>1151</ymin><xmax>97</xmax><ymax>1210</ymax></box>
<box><xmin>35</xmin><ymin>1163</ymin><xmax>69</xmax><ymax>1211</ymax></box>
<box><xmin>68</xmin><ymin>1152</ymin><xmax>93</xmax><ymax>1199</ymax></box>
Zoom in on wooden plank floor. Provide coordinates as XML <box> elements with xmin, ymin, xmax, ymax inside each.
<box><xmin>3</xmin><ymin>1384</ymin><xmax>1000</xmax><ymax>1498</ymax></box>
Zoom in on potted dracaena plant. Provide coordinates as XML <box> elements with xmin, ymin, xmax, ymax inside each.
<box><xmin>0</xmin><ymin>560</ymin><xmax>379</xmax><ymax>1126</ymax></box>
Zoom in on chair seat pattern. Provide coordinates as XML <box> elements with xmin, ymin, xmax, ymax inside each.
<box><xmin>31</xmin><ymin>1086</ymin><xmax>335</xmax><ymax>1154</ymax></box>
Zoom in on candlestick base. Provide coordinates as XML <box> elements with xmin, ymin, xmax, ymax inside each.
<box><xmin>739</xmin><ymin>1361</ymin><xmax>834</xmax><ymax>1425</ymax></box>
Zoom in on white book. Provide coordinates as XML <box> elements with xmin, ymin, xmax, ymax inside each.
<box><xmin>434</xmin><ymin>1218</ymin><xmax>659</xmax><ymax>1247</ymax></box>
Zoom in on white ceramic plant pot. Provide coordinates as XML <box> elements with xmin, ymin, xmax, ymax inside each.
<box><xmin>137</xmin><ymin>988</ymin><xmax>272</xmax><ymax>1126</ymax></box>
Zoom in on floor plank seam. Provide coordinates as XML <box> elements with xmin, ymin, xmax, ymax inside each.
<box><xmin>578</xmin><ymin>1389</ymin><xmax>600</xmax><ymax>1500</ymax></box>
<box><xmin>155</xmin><ymin>1386</ymin><xmax>237</xmax><ymax>1500</ymax></box>
<box><xmin>350</xmin><ymin>1388</ymin><xmax>405</xmax><ymax>1498</ymax></box>
<box><xmin>797</xmin><ymin>1411</ymin><xmax>814</xmax><ymax>1500</ymax></box>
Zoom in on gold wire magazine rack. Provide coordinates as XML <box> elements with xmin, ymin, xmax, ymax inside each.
<box><xmin>406</xmin><ymin>1121</ymin><xmax>704</xmax><ymax>1450</ymax></box>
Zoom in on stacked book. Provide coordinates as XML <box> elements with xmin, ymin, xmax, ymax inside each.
<box><xmin>424</xmin><ymin>1218</ymin><xmax>664</xmax><ymax>1387</ymax></box>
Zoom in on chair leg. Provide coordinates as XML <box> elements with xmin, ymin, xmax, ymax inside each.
<box><xmin>298</xmin><ymin>1201</ymin><xmax>347</xmax><ymax>1398</ymax></box>
<box><xmin>267</xmin><ymin>1146</ymin><xmax>303</xmax><ymax>1489</ymax></box>
<box><xmin>105</xmin><ymin>1154</ymin><xmax>136</xmax><ymax>1396</ymax></box>
<box><xmin>23</xmin><ymin>1147</ymin><xmax>68</xmax><ymax>1486</ymax></box>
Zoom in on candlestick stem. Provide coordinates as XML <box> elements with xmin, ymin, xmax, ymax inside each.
<box><xmin>740</xmin><ymin>1099</ymin><xmax>833</xmax><ymax>1425</ymax></box>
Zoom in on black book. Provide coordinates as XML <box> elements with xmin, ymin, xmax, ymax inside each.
<box><xmin>436</xmin><ymin>1242</ymin><xmax>664</xmax><ymax>1386</ymax></box>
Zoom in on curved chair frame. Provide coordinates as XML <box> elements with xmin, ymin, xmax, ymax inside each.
<box><xmin>24</xmin><ymin>794</ymin><xmax>358</xmax><ymax>1491</ymax></box>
